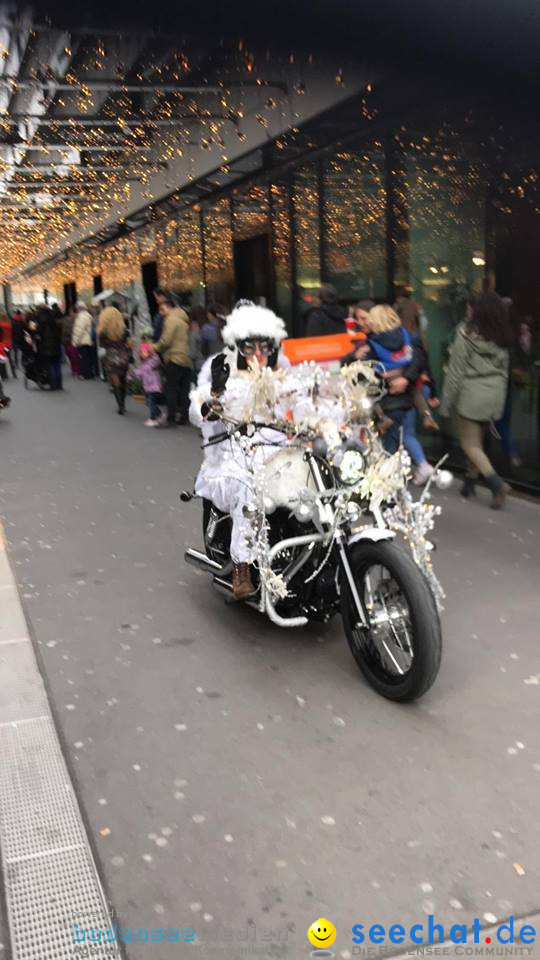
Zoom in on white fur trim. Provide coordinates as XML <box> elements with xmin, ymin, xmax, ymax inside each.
<box><xmin>222</xmin><ymin>304</ymin><xmax>287</xmax><ymax>347</ymax></box>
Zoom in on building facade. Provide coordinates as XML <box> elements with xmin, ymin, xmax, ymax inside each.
<box><xmin>12</xmin><ymin>72</ymin><xmax>540</xmax><ymax>492</ymax></box>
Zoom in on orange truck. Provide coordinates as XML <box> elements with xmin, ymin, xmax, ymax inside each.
<box><xmin>281</xmin><ymin>331</ymin><xmax>365</xmax><ymax>366</ymax></box>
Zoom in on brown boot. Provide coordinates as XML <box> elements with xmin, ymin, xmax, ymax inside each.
<box><xmin>485</xmin><ymin>473</ymin><xmax>511</xmax><ymax>510</ymax></box>
<box><xmin>232</xmin><ymin>563</ymin><xmax>256</xmax><ymax>600</ymax></box>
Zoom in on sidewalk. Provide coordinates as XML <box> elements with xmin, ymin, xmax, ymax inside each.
<box><xmin>0</xmin><ymin>523</ymin><xmax>121</xmax><ymax>959</ymax></box>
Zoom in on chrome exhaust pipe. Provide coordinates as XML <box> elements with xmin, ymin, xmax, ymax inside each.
<box><xmin>185</xmin><ymin>547</ymin><xmax>223</xmax><ymax>573</ymax></box>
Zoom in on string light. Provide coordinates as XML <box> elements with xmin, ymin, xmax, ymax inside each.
<box><xmin>6</xmin><ymin>42</ymin><xmax>540</xmax><ymax>314</ymax></box>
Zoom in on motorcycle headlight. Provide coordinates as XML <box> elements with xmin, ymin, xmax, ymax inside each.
<box><xmin>294</xmin><ymin>501</ymin><xmax>315</xmax><ymax>523</ymax></box>
<box><xmin>338</xmin><ymin>450</ymin><xmax>365</xmax><ymax>486</ymax></box>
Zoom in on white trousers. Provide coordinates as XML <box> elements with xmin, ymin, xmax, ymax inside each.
<box><xmin>206</xmin><ymin>475</ymin><xmax>255</xmax><ymax>564</ymax></box>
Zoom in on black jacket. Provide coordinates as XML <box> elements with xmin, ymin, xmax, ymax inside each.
<box><xmin>304</xmin><ymin>302</ymin><xmax>347</xmax><ymax>337</ymax></box>
<box><xmin>12</xmin><ymin>315</ymin><xmax>26</xmax><ymax>347</ymax></box>
<box><xmin>39</xmin><ymin>312</ymin><xmax>63</xmax><ymax>359</ymax></box>
<box><xmin>381</xmin><ymin>344</ymin><xmax>426</xmax><ymax>413</ymax></box>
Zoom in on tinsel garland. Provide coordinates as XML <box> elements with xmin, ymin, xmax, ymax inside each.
<box><xmin>202</xmin><ymin>360</ymin><xmax>445</xmax><ymax>610</ymax></box>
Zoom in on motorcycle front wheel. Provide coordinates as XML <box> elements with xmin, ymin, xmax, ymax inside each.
<box><xmin>340</xmin><ymin>541</ymin><xmax>442</xmax><ymax>702</ymax></box>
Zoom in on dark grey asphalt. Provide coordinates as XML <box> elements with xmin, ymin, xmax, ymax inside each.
<box><xmin>0</xmin><ymin>374</ymin><xmax>539</xmax><ymax>960</ymax></box>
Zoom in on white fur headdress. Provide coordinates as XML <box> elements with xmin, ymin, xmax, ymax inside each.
<box><xmin>222</xmin><ymin>302</ymin><xmax>287</xmax><ymax>348</ymax></box>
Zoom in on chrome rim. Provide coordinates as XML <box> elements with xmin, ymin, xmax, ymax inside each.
<box><xmin>353</xmin><ymin>564</ymin><xmax>414</xmax><ymax>678</ymax></box>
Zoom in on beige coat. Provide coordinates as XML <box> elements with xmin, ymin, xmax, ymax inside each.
<box><xmin>156</xmin><ymin>307</ymin><xmax>192</xmax><ymax>367</ymax></box>
<box><xmin>72</xmin><ymin>309</ymin><xmax>93</xmax><ymax>348</ymax></box>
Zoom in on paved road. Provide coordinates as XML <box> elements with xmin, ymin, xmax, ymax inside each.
<box><xmin>0</xmin><ymin>374</ymin><xmax>539</xmax><ymax>960</ymax></box>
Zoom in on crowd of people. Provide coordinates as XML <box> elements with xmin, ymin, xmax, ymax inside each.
<box><xmin>0</xmin><ymin>293</ymin><xmax>226</xmax><ymax>421</ymax></box>
<box><xmin>308</xmin><ymin>284</ymin><xmax>516</xmax><ymax>505</ymax></box>
<box><xmin>0</xmin><ymin>283</ymin><xmax>516</xmax><ymax>508</ymax></box>
<box><xmin>1</xmin><ymin>301</ymin><xmax>100</xmax><ymax>390</ymax></box>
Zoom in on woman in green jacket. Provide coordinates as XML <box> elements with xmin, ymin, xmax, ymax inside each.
<box><xmin>440</xmin><ymin>292</ymin><xmax>512</xmax><ymax>509</ymax></box>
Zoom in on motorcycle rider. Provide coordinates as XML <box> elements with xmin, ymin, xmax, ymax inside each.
<box><xmin>189</xmin><ymin>302</ymin><xmax>293</xmax><ymax>600</ymax></box>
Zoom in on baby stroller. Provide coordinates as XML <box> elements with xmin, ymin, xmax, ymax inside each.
<box><xmin>0</xmin><ymin>376</ymin><xmax>10</xmax><ymax>410</ymax></box>
<box><xmin>22</xmin><ymin>329</ymin><xmax>49</xmax><ymax>390</ymax></box>
<box><xmin>0</xmin><ymin>354</ymin><xmax>11</xmax><ymax>410</ymax></box>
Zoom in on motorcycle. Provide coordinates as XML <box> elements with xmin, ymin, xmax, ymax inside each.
<box><xmin>183</xmin><ymin>363</ymin><xmax>447</xmax><ymax>702</ymax></box>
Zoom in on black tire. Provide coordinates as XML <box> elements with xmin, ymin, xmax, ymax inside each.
<box><xmin>340</xmin><ymin>540</ymin><xmax>442</xmax><ymax>702</ymax></box>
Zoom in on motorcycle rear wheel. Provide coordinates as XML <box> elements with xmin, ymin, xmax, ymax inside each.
<box><xmin>340</xmin><ymin>541</ymin><xmax>442</xmax><ymax>702</ymax></box>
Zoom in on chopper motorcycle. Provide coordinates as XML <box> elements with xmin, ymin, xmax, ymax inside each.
<box><xmin>183</xmin><ymin>362</ymin><xmax>446</xmax><ymax>702</ymax></box>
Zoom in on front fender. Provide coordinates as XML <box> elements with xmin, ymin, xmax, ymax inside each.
<box><xmin>348</xmin><ymin>527</ymin><xmax>395</xmax><ymax>546</ymax></box>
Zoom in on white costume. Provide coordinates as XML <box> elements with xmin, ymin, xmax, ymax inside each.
<box><xmin>189</xmin><ymin>304</ymin><xmax>344</xmax><ymax>564</ymax></box>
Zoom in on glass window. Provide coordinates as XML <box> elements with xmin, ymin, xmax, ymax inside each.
<box><xmin>270</xmin><ymin>180</ymin><xmax>292</xmax><ymax>330</ymax></box>
<box><xmin>404</xmin><ymin>125</ymin><xmax>487</xmax><ymax>392</ymax></box>
<box><xmin>138</xmin><ymin>225</ymin><xmax>157</xmax><ymax>263</ymax></box>
<box><xmin>104</xmin><ymin>236</ymin><xmax>140</xmax><ymax>288</ymax></box>
<box><xmin>324</xmin><ymin>143</ymin><xmax>387</xmax><ymax>301</ymax></box>
<box><xmin>293</xmin><ymin>164</ymin><xmax>321</xmax><ymax>318</ymax></box>
<box><xmin>156</xmin><ymin>219</ymin><xmax>178</xmax><ymax>290</ymax></box>
<box><xmin>175</xmin><ymin>207</ymin><xmax>204</xmax><ymax>306</ymax></box>
<box><xmin>202</xmin><ymin>197</ymin><xmax>234</xmax><ymax>306</ymax></box>
<box><xmin>232</xmin><ymin>184</ymin><xmax>269</xmax><ymax>240</ymax></box>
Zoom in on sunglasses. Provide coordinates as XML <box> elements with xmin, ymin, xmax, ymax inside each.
<box><xmin>237</xmin><ymin>338</ymin><xmax>275</xmax><ymax>358</ymax></box>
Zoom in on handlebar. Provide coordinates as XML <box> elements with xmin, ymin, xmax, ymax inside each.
<box><xmin>202</xmin><ymin>420</ymin><xmax>295</xmax><ymax>449</ymax></box>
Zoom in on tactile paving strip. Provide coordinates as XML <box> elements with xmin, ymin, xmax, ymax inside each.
<box><xmin>0</xmin><ymin>717</ymin><xmax>120</xmax><ymax>959</ymax></box>
<box><xmin>7</xmin><ymin>847</ymin><xmax>117</xmax><ymax>960</ymax></box>
<box><xmin>0</xmin><ymin>528</ymin><xmax>121</xmax><ymax>959</ymax></box>
<box><xmin>0</xmin><ymin>717</ymin><xmax>87</xmax><ymax>862</ymax></box>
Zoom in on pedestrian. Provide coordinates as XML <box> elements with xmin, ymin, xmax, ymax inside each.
<box><xmin>90</xmin><ymin>307</ymin><xmax>100</xmax><ymax>379</ymax></box>
<box><xmin>97</xmin><ymin>306</ymin><xmax>132</xmax><ymax>415</ymax></box>
<box><xmin>440</xmin><ymin>291</ymin><xmax>512</xmax><ymax>509</ymax></box>
<box><xmin>200</xmin><ymin>302</ymin><xmax>225</xmax><ymax>360</ymax></box>
<box><xmin>151</xmin><ymin>288</ymin><xmax>169</xmax><ymax>343</ymax></box>
<box><xmin>304</xmin><ymin>283</ymin><xmax>348</xmax><ymax>337</ymax></box>
<box><xmin>0</xmin><ymin>314</ymin><xmax>15</xmax><ymax>378</ymax></box>
<box><xmin>62</xmin><ymin>307</ymin><xmax>81</xmax><ymax>377</ymax></box>
<box><xmin>72</xmin><ymin>301</ymin><xmax>94</xmax><ymax>379</ymax></box>
<box><xmin>393</xmin><ymin>286</ymin><xmax>422</xmax><ymax>339</ymax></box>
<box><xmin>130</xmin><ymin>341</ymin><xmax>163</xmax><ymax>426</ymax></box>
<box><xmin>349</xmin><ymin>299</ymin><xmax>375</xmax><ymax>329</ymax></box>
<box><xmin>38</xmin><ymin>306</ymin><xmax>63</xmax><ymax>390</ymax></box>
<box><xmin>189</xmin><ymin>306</ymin><xmax>206</xmax><ymax>382</ymax></box>
<box><xmin>493</xmin><ymin>298</ymin><xmax>521</xmax><ymax>468</ymax></box>
<box><xmin>21</xmin><ymin>315</ymin><xmax>47</xmax><ymax>387</ymax></box>
<box><xmin>0</xmin><ymin>332</ymin><xmax>9</xmax><ymax>382</ymax></box>
<box><xmin>346</xmin><ymin>300</ymin><xmax>440</xmax><ymax>433</ymax></box>
<box><xmin>353</xmin><ymin>304</ymin><xmax>433</xmax><ymax>485</ymax></box>
<box><xmin>11</xmin><ymin>308</ymin><xmax>25</xmax><ymax>371</ymax></box>
<box><xmin>152</xmin><ymin>293</ymin><xmax>192</xmax><ymax>427</ymax></box>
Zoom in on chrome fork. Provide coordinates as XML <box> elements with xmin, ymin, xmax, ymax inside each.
<box><xmin>305</xmin><ymin>451</ymin><xmax>368</xmax><ymax>628</ymax></box>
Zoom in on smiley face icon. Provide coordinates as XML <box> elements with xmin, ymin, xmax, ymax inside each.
<box><xmin>307</xmin><ymin>918</ymin><xmax>337</xmax><ymax>950</ymax></box>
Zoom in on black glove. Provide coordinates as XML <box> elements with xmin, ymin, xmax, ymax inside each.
<box><xmin>211</xmin><ymin>353</ymin><xmax>230</xmax><ymax>395</ymax></box>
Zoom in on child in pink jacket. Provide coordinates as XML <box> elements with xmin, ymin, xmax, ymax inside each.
<box><xmin>131</xmin><ymin>342</ymin><xmax>163</xmax><ymax>426</ymax></box>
